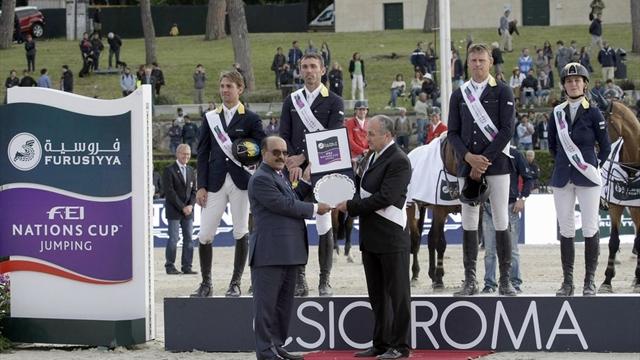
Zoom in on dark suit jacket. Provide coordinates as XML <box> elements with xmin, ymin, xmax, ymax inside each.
<box><xmin>347</xmin><ymin>144</ymin><xmax>412</xmax><ymax>254</ymax></box>
<box><xmin>448</xmin><ymin>76</ymin><xmax>515</xmax><ymax>176</ymax></box>
<box><xmin>163</xmin><ymin>162</ymin><xmax>197</xmax><ymax>220</ymax></box>
<box><xmin>279</xmin><ymin>86</ymin><xmax>344</xmax><ymax>160</ymax></box>
<box><xmin>548</xmin><ymin>99</ymin><xmax>610</xmax><ymax>187</ymax></box>
<box><xmin>197</xmin><ymin>104</ymin><xmax>266</xmax><ymax>192</ymax></box>
<box><xmin>248</xmin><ymin>163</ymin><xmax>315</xmax><ymax>267</ymax></box>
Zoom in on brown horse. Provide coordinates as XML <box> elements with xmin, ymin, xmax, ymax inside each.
<box><xmin>407</xmin><ymin>135</ymin><xmax>460</xmax><ymax>290</ymax></box>
<box><xmin>598</xmin><ymin>100</ymin><xmax>640</xmax><ymax>293</ymax></box>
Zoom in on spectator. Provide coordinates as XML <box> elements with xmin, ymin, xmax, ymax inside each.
<box><xmin>590</xmin><ymin>0</ymin><xmax>605</xmax><ymax>18</ymax></box>
<box><xmin>420</xmin><ymin>73</ymin><xmax>440</xmax><ymax>108</ymax></box>
<box><xmin>536</xmin><ymin>113</ymin><xmax>550</xmax><ymax>150</ymax></box>
<box><xmin>327</xmin><ymin>61</ymin><xmax>343</xmax><ymax>97</ymax></box>
<box><xmin>279</xmin><ymin>63</ymin><xmax>294</xmax><ymax>99</ymax></box>
<box><xmin>394</xmin><ymin>107</ymin><xmax>411</xmax><ymax>152</ymax></box>
<box><xmin>152</xmin><ymin>62</ymin><xmax>165</xmax><ymax>96</ymax></box>
<box><xmin>305</xmin><ymin>40</ymin><xmax>318</xmax><ymax>55</ymax></box>
<box><xmin>495</xmin><ymin>72</ymin><xmax>507</xmax><ymax>84</ymax></box>
<box><xmin>345</xmin><ymin>100</ymin><xmax>370</xmax><ymax>160</ymax></box>
<box><xmin>410</xmin><ymin>41</ymin><xmax>428</xmax><ymax>75</ymax></box>
<box><xmin>414</xmin><ymin>92</ymin><xmax>429</xmax><ymax>145</ymax></box>
<box><xmin>569</xmin><ymin>40</ymin><xmax>580</xmax><ymax>62</ymax></box>
<box><xmin>19</xmin><ymin>70</ymin><xmax>36</xmax><ymax>87</ymax></box>
<box><xmin>265</xmin><ymin>114</ymin><xmax>280</xmax><ymax>136</ymax></box>
<box><xmin>521</xmin><ymin>69</ymin><xmax>538</xmax><ymax>108</ymax></box>
<box><xmin>451</xmin><ymin>49</ymin><xmax>464</xmax><ymax>90</ymax></box>
<box><xmin>598</xmin><ymin>41</ymin><xmax>616</xmax><ymax>81</ymax></box>
<box><xmin>542</xmin><ymin>40</ymin><xmax>555</xmax><ymax>86</ymax></box>
<box><xmin>175</xmin><ymin>107</ymin><xmax>185</xmax><ymax>127</ymax></box>
<box><xmin>92</xmin><ymin>8</ymin><xmax>102</xmax><ymax>37</ymax></box>
<box><xmin>13</xmin><ymin>13</ymin><xmax>22</xmax><ymax>43</ymax></box>
<box><xmin>554</xmin><ymin>41</ymin><xmax>573</xmax><ymax>84</ymax></box>
<box><xmin>287</xmin><ymin>40</ymin><xmax>303</xmax><ymax>67</ymax></box>
<box><xmin>516</xmin><ymin>115</ymin><xmax>535</xmax><ymax>150</ymax></box>
<box><xmin>193</xmin><ymin>64</ymin><xmax>207</xmax><ymax>104</ymax></box>
<box><xmin>140</xmin><ymin>64</ymin><xmax>156</xmax><ymax>89</ymax></box>
<box><xmin>292</xmin><ymin>60</ymin><xmax>303</xmax><ymax>89</ymax></box>
<box><xmin>78</xmin><ymin>32</ymin><xmax>93</xmax><ymax>77</ymax></box>
<box><xmin>589</xmin><ymin>14</ymin><xmax>603</xmax><ymax>52</ymax></box>
<box><xmin>579</xmin><ymin>46</ymin><xmax>593</xmax><ymax>73</ymax></box>
<box><xmin>167</xmin><ymin>120</ymin><xmax>183</xmax><ymax>155</ymax></box>
<box><xmin>518</xmin><ymin>48</ymin><xmax>533</xmax><ymax>74</ymax></box>
<box><xmin>91</xmin><ymin>32</ymin><xmax>104</xmax><ymax>70</ymax></box>
<box><xmin>614</xmin><ymin>48</ymin><xmax>627</xmax><ymax>80</ymax></box>
<box><xmin>169</xmin><ymin>23</ymin><xmax>179</xmax><ymax>36</ymax></box>
<box><xmin>603</xmin><ymin>79</ymin><xmax>624</xmax><ymax>100</ymax></box>
<box><xmin>320</xmin><ymin>41</ymin><xmax>331</xmax><ymax>84</ymax></box>
<box><xmin>509</xmin><ymin>68</ymin><xmax>524</xmax><ymax>104</ymax></box>
<box><xmin>426</xmin><ymin>106</ymin><xmax>447</xmax><ymax>144</ymax></box>
<box><xmin>491</xmin><ymin>42</ymin><xmax>504</xmax><ymax>75</ymax></box>
<box><xmin>4</xmin><ymin>70</ymin><xmax>20</xmax><ymax>104</ymax></box>
<box><xmin>271</xmin><ymin>47</ymin><xmax>286</xmax><ymax>89</ymax></box>
<box><xmin>107</xmin><ymin>32</ymin><xmax>123</xmax><ymax>69</ymax></box>
<box><xmin>499</xmin><ymin>9</ymin><xmax>512</xmax><ymax>52</ymax></box>
<box><xmin>591</xmin><ymin>79</ymin><xmax>605</xmax><ymax>98</ymax></box>
<box><xmin>153</xmin><ymin>166</ymin><xmax>163</xmax><ymax>199</ymax></box>
<box><xmin>524</xmin><ymin>150</ymin><xmax>540</xmax><ymax>191</ymax></box>
<box><xmin>349</xmin><ymin>52</ymin><xmax>365</xmax><ymax>101</ymax></box>
<box><xmin>37</xmin><ymin>68</ymin><xmax>51</xmax><ymax>88</ymax></box>
<box><xmin>60</xmin><ymin>65</ymin><xmax>73</xmax><ymax>92</ymax></box>
<box><xmin>120</xmin><ymin>67</ymin><xmax>136</xmax><ymax>96</ymax></box>
<box><xmin>409</xmin><ymin>71</ymin><xmax>424</xmax><ymax>106</ymax></box>
<box><xmin>24</xmin><ymin>34</ymin><xmax>36</xmax><ymax>72</ymax></box>
<box><xmin>388</xmin><ymin>73</ymin><xmax>406</xmax><ymax>108</ymax></box>
<box><xmin>182</xmin><ymin>115</ymin><xmax>199</xmax><ymax>155</ymax></box>
<box><xmin>425</xmin><ymin>42</ymin><xmax>438</xmax><ymax>74</ymax></box>
<box><xmin>537</xmin><ymin>70</ymin><xmax>551</xmax><ymax>106</ymax></box>
<box><xmin>534</xmin><ymin>48</ymin><xmax>550</xmax><ymax>79</ymax></box>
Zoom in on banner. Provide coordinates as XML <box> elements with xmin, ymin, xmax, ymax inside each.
<box><xmin>0</xmin><ymin>86</ymin><xmax>154</xmax><ymax>346</ymax></box>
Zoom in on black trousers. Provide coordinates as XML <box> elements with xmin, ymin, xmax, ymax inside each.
<box><xmin>251</xmin><ymin>265</ymin><xmax>297</xmax><ymax>360</ymax></box>
<box><xmin>362</xmin><ymin>249</ymin><xmax>411</xmax><ymax>352</ymax></box>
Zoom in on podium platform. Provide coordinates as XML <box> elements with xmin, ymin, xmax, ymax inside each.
<box><xmin>165</xmin><ymin>295</ymin><xmax>640</xmax><ymax>353</ymax></box>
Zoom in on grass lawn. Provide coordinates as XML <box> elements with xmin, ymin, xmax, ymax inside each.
<box><xmin>0</xmin><ymin>23</ymin><xmax>636</xmax><ymax>114</ymax></box>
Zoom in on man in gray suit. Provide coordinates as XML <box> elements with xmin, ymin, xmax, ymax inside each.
<box><xmin>249</xmin><ymin>136</ymin><xmax>330</xmax><ymax>360</ymax></box>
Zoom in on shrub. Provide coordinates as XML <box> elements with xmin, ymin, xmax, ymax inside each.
<box><xmin>0</xmin><ymin>274</ymin><xmax>11</xmax><ymax>352</ymax></box>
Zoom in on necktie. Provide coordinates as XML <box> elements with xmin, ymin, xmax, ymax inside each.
<box><xmin>180</xmin><ymin>166</ymin><xmax>186</xmax><ymax>183</ymax></box>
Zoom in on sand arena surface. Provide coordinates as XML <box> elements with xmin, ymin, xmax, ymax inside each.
<box><xmin>3</xmin><ymin>244</ymin><xmax>640</xmax><ymax>359</ymax></box>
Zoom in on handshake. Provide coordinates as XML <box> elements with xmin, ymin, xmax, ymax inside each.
<box><xmin>317</xmin><ymin>203</ymin><xmax>332</xmax><ymax>215</ymax></box>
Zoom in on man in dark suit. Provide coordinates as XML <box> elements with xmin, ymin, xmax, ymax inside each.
<box><xmin>192</xmin><ymin>70</ymin><xmax>266</xmax><ymax>298</ymax></box>
<box><xmin>163</xmin><ymin>144</ymin><xmax>197</xmax><ymax>275</ymax></box>
<box><xmin>448</xmin><ymin>43</ymin><xmax>516</xmax><ymax>296</ymax></box>
<box><xmin>336</xmin><ymin>115</ymin><xmax>412</xmax><ymax>359</ymax></box>
<box><xmin>249</xmin><ymin>136</ymin><xmax>330</xmax><ymax>360</ymax></box>
<box><xmin>279</xmin><ymin>53</ymin><xmax>344</xmax><ymax>297</ymax></box>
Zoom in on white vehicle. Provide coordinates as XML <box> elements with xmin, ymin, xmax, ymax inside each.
<box><xmin>309</xmin><ymin>4</ymin><xmax>334</xmax><ymax>28</ymax></box>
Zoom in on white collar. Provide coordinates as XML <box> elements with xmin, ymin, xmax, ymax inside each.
<box><xmin>304</xmin><ymin>85</ymin><xmax>322</xmax><ymax>102</ymax></box>
<box><xmin>176</xmin><ymin>160</ymin><xmax>186</xmax><ymax>169</ymax></box>
<box><xmin>376</xmin><ymin>140</ymin><xmax>395</xmax><ymax>158</ymax></box>
<box><xmin>356</xmin><ymin>116</ymin><xmax>367</xmax><ymax>127</ymax></box>
<box><xmin>471</xmin><ymin>77</ymin><xmax>489</xmax><ymax>90</ymax></box>
<box><xmin>222</xmin><ymin>103</ymin><xmax>240</xmax><ymax>119</ymax></box>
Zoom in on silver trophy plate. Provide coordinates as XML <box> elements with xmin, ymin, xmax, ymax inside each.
<box><xmin>313</xmin><ymin>173</ymin><xmax>356</xmax><ymax>208</ymax></box>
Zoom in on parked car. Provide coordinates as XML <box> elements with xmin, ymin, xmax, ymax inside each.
<box><xmin>309</xmin><ymin>4</ymin><xmax>334</xmax><ymax>29</ymax></box>
<box><xmin>0</xmin><ymin>6</ymin><xmax>46</xmax><ymax>38</ymax></box>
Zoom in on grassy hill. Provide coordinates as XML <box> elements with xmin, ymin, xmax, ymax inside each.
<box><xmin>1</xmin><ymin>24</ymin><xmax>636</xmax><ymax>114</ymax></box>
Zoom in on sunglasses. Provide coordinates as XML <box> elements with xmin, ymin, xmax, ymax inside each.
<box><xmin>271</xmin><ymin>149</ymin><xmax>289</xmax><ymax>157</ymax></box>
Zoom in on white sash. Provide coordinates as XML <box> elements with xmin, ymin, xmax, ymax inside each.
<box><xmin>291</xmin><ymin>86</ymin><xmax>326</xmax><ymax>132</ymax></box>
<box><xmin>360</xmin><ymin>187</ymin><xmax>407</xmax><ymax>229</ymax></box>
<box><xmin>206</xmin><ymin>111</ymin><xmax>255</xmax><ymax>175</ymax></box>
<box><xmin>553</xmin><ymin>102</ymin><xmax>601</xmax><ymax>185</ymax></box>
<box><xmin>460</xmin><ymin>80</ymin><xmax>511</xmax><ymax>157</ymax></box>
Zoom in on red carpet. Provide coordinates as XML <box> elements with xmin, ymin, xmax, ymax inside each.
<box><xmin>304</xmin><ymin>350</ymin><xmax>493</xmax><ymax>359</ymax></box>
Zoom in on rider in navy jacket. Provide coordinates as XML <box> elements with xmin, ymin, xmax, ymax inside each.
<box><xmin>547</xmin><ymin>98</ymin><xmax>610</xmax><ymax>187</ymax></box>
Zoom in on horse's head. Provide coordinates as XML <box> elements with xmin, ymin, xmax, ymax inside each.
<box><xmin>606</xmin><ymin>101</ymin><xmax>639</xmax><ymax>142</ymax></box>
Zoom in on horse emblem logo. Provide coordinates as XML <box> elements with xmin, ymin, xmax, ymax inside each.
<box><xmin>7</xmin><ymin>132</ymin><xmax>42</xmax><ymax>171</ymax></box>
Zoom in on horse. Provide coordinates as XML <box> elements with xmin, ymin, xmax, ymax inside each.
<box><xmin>407</xmin><ymin>134</ymin><xmax>460</xmax><ymax>290</ymax></box>
<box><xmin>598</xmin><ymin>100</ymin><xmax>640</xmax><ymax>293</ymax></box>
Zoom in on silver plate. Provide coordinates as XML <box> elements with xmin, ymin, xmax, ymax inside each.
<box><xmin>313</xmin><ymin>173</ymin><xmax>356</xmax><ymax>207</ymax></box>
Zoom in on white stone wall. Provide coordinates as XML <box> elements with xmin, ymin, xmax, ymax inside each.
<box><xmin>335</xmin><ymin>0</ymin><xmax>631</xmax><ymax>32</ymax></box>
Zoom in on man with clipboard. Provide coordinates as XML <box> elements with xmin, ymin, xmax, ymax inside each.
<box><xmin>279</xmin><ymin>53</ymin><xmax>345</xmax><ymax>296</ymax></box>
<box><xmin>192</xmin><ymin>70</ymin><xmax>266</xmax><ymax>298</ymax></box>
<box><xmin>448</xmin><ymin>43</ymin><xmax>517</xmax><ymax>297</ymax></box>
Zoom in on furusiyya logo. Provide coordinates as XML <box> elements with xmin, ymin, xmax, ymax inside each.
<box><xmin>8</xmin><ymin>132</ymin><xmax>42</xmax><ymax>171</ymax></box>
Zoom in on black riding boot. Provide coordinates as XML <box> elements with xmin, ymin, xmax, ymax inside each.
<box><xmin>294</xmin><ymin>266</ymin><xmax>309</xmax><ymax>297</ymax></box>
<box><xmin>191</xmin><ymin>243</ymin><xmax>213</xmax><ymax>297</ymax></box>
<box><xmin>454</xmin><ymin>230</ymin><xmax>479</xmax><ymax>296</ymax></box>
<box><xmin>583</xmin><ymin>233</ymin><xmax>600</xmax><ymax>296</ymax></box>
<box><xmin>556</xmin><ymin>236</ymin><xmax>575</xmax><ymax>296</ymax></box>
<box><xmin>318</xmin><ymin>232</ymin><xmax>334</xmax><ymax>296</ymax></box>
<box><xmin>226</xmin><ymin>234</ymin><xmax>249</xmax><ymax>297</ymax></box>
<box><xmin>496</xmin><ymin>230</ymin><xmax>517</xmax><ymax>296</ymax></box>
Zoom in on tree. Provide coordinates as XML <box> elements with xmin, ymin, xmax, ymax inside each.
<box><xmin>227</xmin><ymin>0</ymin><xmax>255</xmax><ymax>92</ymax></box>
<box><xmin>0</xmin><ymin>0</ymin><xmax>16</xmax><ymax>49</ymax></box>
<box><xmin>205</xmin><ymin>0</ymin><xmax>226</xmax><ymax>40</ymax></box>
<box><xmin>632</xmin><ymin>0</ymin><xmax>640</xmax><ymax>54</ymax></box>
<box><xmin>140</xmin><ymin>0</ymin><xmax>157</xmax><ymax>64</ymax></box>
<box><xmin>423</xmin><ymin>0</ymin><xmax>438</xmax><ymax>33</ymax></box>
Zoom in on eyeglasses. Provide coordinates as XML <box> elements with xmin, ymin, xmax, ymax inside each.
<box><xmin>271</xmin><ymin>149</ymin><xmax>289</xmax><ymax>157</ymax></box>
